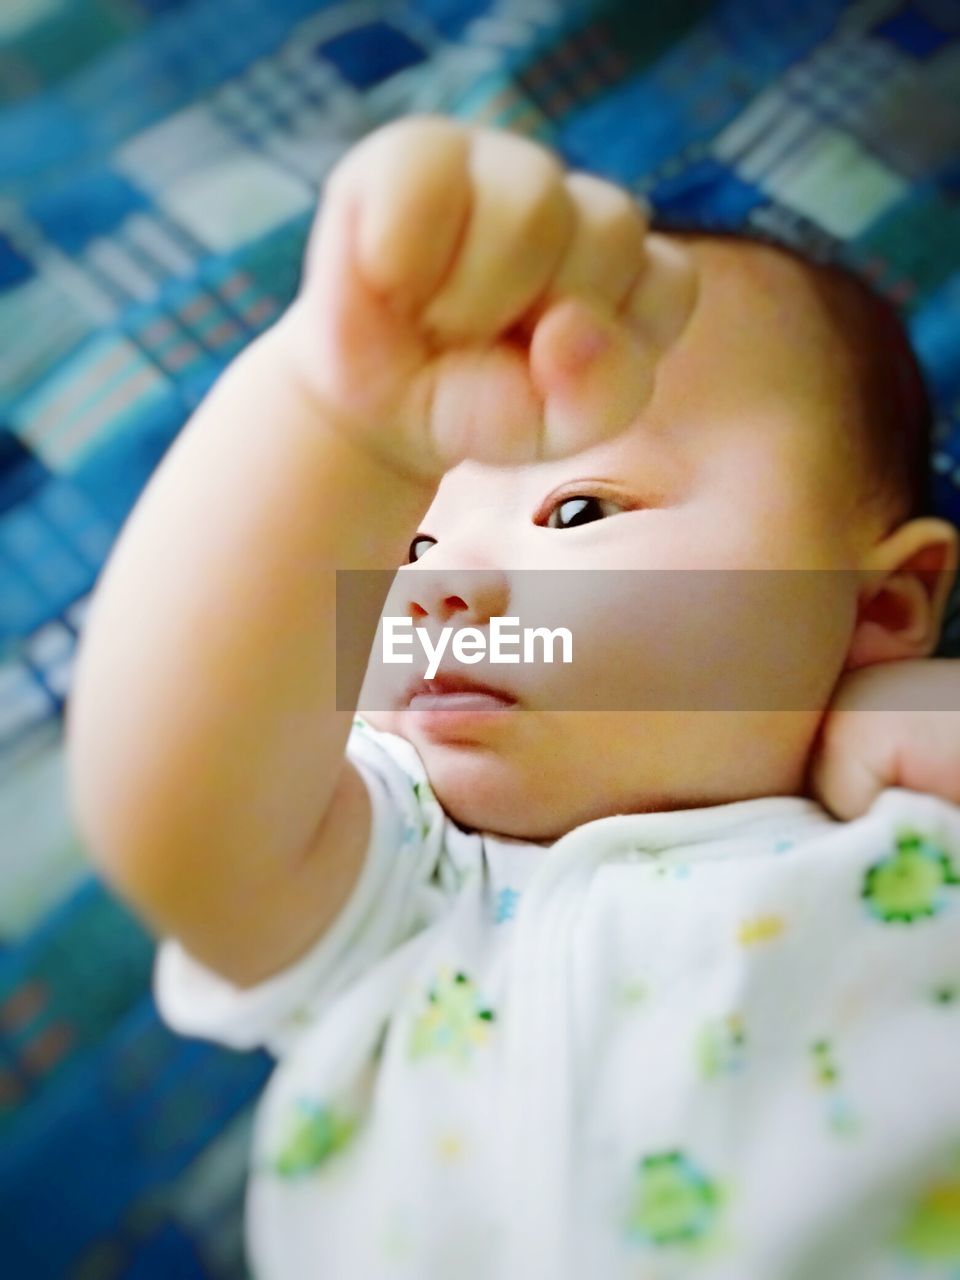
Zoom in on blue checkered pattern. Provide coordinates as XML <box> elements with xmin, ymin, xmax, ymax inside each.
<box><xmin>1</xmin><ymin>1</ymin><xmax>959</xmax><ymax>1275</ymax></box>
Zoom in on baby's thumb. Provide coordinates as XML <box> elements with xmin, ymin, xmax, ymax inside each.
<box><xmin>624</xmin><ymin>234</ymin><xmax>699</xmax><ymax>352</ymax></box>
<box><xmin>529</xmin><ymin>297</ymin><xmax>656</xmax><ymax>460</ymax></box>
<box><xmin>807</xmin><ymin>725</ymin><xmax>885</xmax><ymax>821</ymax></box>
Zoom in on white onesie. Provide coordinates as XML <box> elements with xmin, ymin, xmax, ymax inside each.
<box><xmin>154</xmin><ymin>716</ymin><xmax>960</xmax><ymax>1280</ymax></box>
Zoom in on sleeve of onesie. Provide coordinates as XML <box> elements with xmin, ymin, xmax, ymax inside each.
<box><xmin>152</xmin><ymin>716</ymin><xmax>452</xmax><ymax>1056</ymax></box>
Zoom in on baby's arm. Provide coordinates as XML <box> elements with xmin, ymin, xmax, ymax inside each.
<box><xmin>66</xmin><ymin>116</ymin><xmax>693</xmax><ymax>990</ymax></box>
<box><xmin>64</xmin><ymin>258</ymin><xmax>435</xmax><ymax>990</ymax></box>
<box><xmin>808</xmin><ymin>659</ymin><xmax>960</xmax><ymax>818</ymax></box>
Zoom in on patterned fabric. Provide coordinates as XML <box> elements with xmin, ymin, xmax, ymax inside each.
<box><xmin>0</xmin><ymin>1</ymin><xmax>958</xmax><ymax>1276</ymax></box>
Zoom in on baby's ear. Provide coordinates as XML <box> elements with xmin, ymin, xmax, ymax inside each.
<box><xmin>845</xmin><ymin>518</ymin><xmax>959</xmax><ymax>670</ymax></box>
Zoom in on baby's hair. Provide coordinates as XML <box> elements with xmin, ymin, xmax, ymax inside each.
<box><xmin>649</xmin><ymin>218</ymin><xmax>934</xmax><ymax>532</ymax></box>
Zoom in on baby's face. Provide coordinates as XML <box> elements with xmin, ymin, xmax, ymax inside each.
<box><xmin>362</xmin><ymin>237</ymin><xmax>880</xmax><ymax>839</ymax></box>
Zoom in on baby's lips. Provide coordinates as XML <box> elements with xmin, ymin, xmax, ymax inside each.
<box><xmin>622</xmin><ymin>235</ymin><xmax>700</xmax><ymax>353</ymax></box>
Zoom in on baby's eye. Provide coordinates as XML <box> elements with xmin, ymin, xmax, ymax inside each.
<box><xmin>407</xmin><ymin>534</ymin><xmax>437</xmax><ymax>564</ymax></box>
<box><xmin>542</xmin><ymin>494</ymin><xmax>626</xmax><ymax>529</ymax></box>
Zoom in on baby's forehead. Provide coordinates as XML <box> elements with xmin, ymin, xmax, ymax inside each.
<box><xmin>651</xmin><ymin>234</ymin><xmax>864</xmax><ymax>431</ymax></box>
<box><xmin>428</xmin><ymin>236</ymin><xmax>860</xmax><ymax>517</ymax></box>
<box><xmin>669</xmin><ymin>233</ymin><xmax>844</xmax><ymax>355</ymax></box>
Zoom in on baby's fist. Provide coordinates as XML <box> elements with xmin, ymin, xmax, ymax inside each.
<box><xmin>283</xmin><ymin>115</ymin><xmax>698</xmax><ymax>481</ymax></box>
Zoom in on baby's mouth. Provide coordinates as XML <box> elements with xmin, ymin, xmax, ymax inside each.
<box><xmin>402</xmin><ymin>671</ymin><xmax>518</xmax><ymax>709</ymax></box>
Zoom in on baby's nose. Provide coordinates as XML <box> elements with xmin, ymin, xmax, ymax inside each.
<box><xmin>407</xmin><ymin>567</ymin><xmax>510</xmax><ymax>626</ymax></box>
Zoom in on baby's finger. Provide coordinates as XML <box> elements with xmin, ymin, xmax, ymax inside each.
<box><xmin>298</xmin><ymin>183</ymin><xmax>423</xmax><ymax>424</ymax></box>
<box><xmin>421</xmin><ymin>128</ymin><xmax>575</xmax><ymax>343</ymax></box>
<box><xmin>336</xmin><ymin>115</ymin><xmax>472</xmax><ymax>314</ymax></box>
<box><xmin>808</xmin><ymin>729</ymin><xmax>885</xmax><ymax>821</ymax></box>
<box><xmin>622</xmin><ymin>233</ymin><xmax>699</xmax><ymax>352</ymax></box>
<box><xmin>512</xmin><ymin>174</ymin><xmax>650</xmax><ymax>340</ymax></box>
<box><xmin>529</xmin><ymin>297</ymin><xmax>656</xmax><ymax>460</ymax></box>
<box><xmin>402</xmin><ymin>345</ymin><xmax>544</xmax><ymax>472</ymax></box>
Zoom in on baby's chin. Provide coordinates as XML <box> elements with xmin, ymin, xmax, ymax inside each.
<box><xmin>356</xmin><ymin>708</ymin><xmax>395</xmax><ymax>735</ymax></box>
<box><xmin>356</xmin><ymin>711</ymin><xmax>559</xmax><ymax>839</ymax></box>
<box><xmin>426</xmin><ymin>768</ymin><xmax>558</xmax><ymax>841</ymax></box>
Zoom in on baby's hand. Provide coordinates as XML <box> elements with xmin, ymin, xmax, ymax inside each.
<box><xmin>809</xmin><ymin>660</ymin><xmax>960</xmax><ymax>819</ymax></box>
<box><xmin>284</xmin><ymin>114</ymin><xmax>698</xmax><ymax>480</ymax></box>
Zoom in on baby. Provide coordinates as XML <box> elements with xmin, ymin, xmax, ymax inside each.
<box><xmin>66</xmin><ymin>116</ymin><xmax>960</xmax><ymax>1279</ymax></box>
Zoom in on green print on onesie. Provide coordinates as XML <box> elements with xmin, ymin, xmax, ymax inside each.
<box><xmin>696</xmin><ymin>1014</ymin><xmax>747</xmax><ymax>1078</ymax></box>
<box><xmin>894</xmin><ymin>1147</ymin><xmax>960</xmax><ymax>1265</ymax></box>
<box><xmin>862</xmin><ymin>828</ymin><xmax>960</xmax><ymax>924</ymax></box>
<box><xmin>624</xmin><ymin>1151</ymin><xmax>726</xmax><ymax>1249</ymax></box>
<box><xmin>412</xmin><ymin>779</ymin><xmax>436</xmax><ymax>839</ymax></box>
<box><xmin>809</xmin><ymin>1039</ymin><xmax>859</xmax><ymax>1137</ymax></box>
<box><xmin>271</xmin><ymin>1099</ymin><xmax>359</xmax><ymax>1177</ymax></box>
<box><xmin>409</xmin><ymin>968</ymin><xmax>496</xmax><ymax>1067</ymax></box>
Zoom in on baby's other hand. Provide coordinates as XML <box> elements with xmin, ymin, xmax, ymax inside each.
<box><xmin>283</xmin><ymin>114</ymin><xmax>698</xmax><ymax>481</ymax></box>
<box><xmin>808</xmin><ymin>660</ymin><xmax>960</xmax><ymax>819</ymax></box>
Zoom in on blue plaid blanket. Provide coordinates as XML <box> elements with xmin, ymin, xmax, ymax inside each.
<box><xmin>2</xmin><ymin>1</ymin><xmax>959</xmax><ymax>1276</ymax></box>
